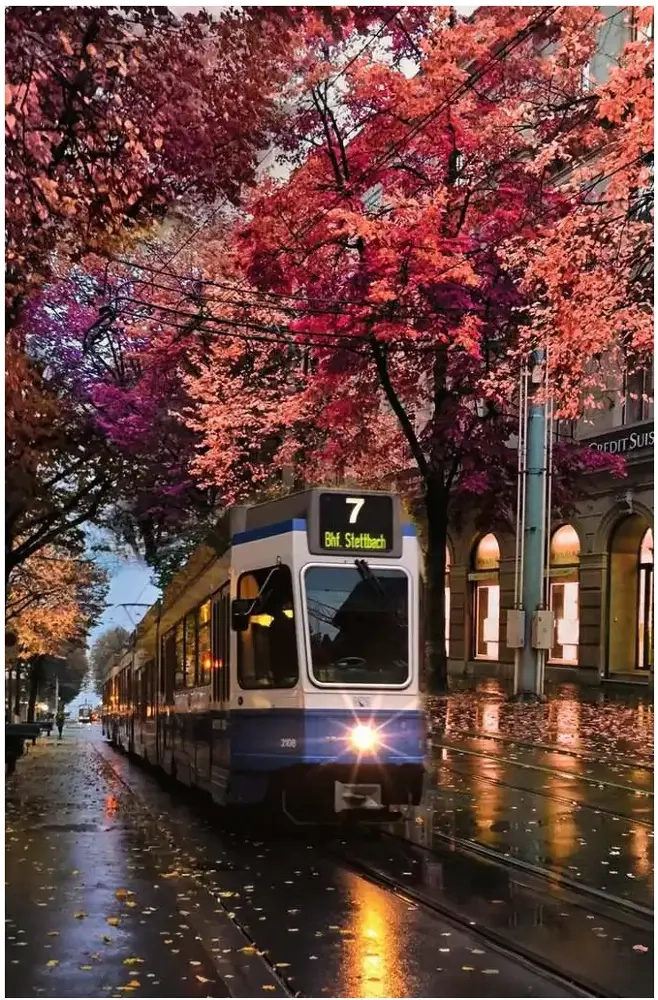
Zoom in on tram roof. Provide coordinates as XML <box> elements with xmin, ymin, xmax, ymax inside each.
<box><xmin>128</xmin><ymin>488</ymin><xmax>407</xmax><ymax>637</ymax></box>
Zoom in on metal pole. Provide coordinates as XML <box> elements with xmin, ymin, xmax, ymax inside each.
<box><xmin>54</xmin><ymin>674</ymin><xmax>59</xmax><ymax>713</ymax></box>
<box><xmin>518</xmin><ymin>348</ymin><xmax>548</xmax><ymax>697</ymax></box>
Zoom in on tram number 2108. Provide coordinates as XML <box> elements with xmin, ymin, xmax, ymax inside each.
<box><xmin>280</xmin><ymin>737</ymin><xmax>297</xmax><ymax>749</ymax></box>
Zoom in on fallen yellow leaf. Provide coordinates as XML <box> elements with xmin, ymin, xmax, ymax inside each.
<box><xmin>46</xmin><ymin>931</ymin><xmax>59</xmax><ymax>937</ymax></box>
<box><xmin>80</xmin><ymin>965</ymin><xmax>93</xmax><ymax>971</ymax></box>
<box><xmin>125</xmin><ymin>900</ymin><xmax>137</xmax><ymax>908</ymax></box>
<box><xmin>45</xmin><ymin>960</ymin><xmax>59</xmax><ymax>968</ymax></box>
<box><xmin>115</xmin><ymin>888</ymin><xmax>129</xmax><ymax>900</ymax></box>
<box><xmin>239</xmin><ymin>946</ymin><xmax>256</xmax><ymax>955</ymax></box>
<box><xmin>123</xmin><ymin>958</ymin><xmax>144</xmax><ymax>966</ymax></box>
<box><xmin>106</xmin><ymin>917</ymin><xmax>120</xmax><ymax>927</ymax></box>
<box><xmin>73</xmin><ymin>911</ymin><xmax>87</xmax><ymax>920</ymax></box>
<box><xmin>196</xmin><ymin>977</ymin><xmax>211</xmax><ymax>984</ymax></box>
<box><xmin>127</xmin><ymin>980</ymin><xmax>141</xmax><ymax>988</ymax></box>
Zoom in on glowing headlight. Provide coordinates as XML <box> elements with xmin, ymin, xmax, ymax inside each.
<box><xmin>350</xmin><ymin>724</ymin><xmax>378</xmax><ymax>752</ymax></box>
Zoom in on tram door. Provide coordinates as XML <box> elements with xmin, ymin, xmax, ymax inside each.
<box><xmin>211</xmin><ymin>586</ymin><xmax>231</xmax><ymax>796</ymax></box>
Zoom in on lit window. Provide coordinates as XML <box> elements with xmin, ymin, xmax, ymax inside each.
<box><xmin>549</xmin><ymin>526</ymin><xmax>580</xmax><ymax>664</ymax></box>
<box><xmin>472</xmin><ymin>534</ymin><xmax>500</xmax><ymax>660</ymax></box>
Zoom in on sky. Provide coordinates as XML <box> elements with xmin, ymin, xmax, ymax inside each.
<box><xmin>70</xmin><ymin>555</ymin><xmax>158</xmax><ymax>710</ymax></box>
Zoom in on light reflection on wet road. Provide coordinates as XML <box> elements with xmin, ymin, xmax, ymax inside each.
<box><xmin>409</xmin><ymin>683</ymin><xmax>654</xmax><ymax>909</ymax></box>
<box><xmin>6</xmin><ymin>683</ymin><xmax>654</xmax><ymax>999</ymax></box>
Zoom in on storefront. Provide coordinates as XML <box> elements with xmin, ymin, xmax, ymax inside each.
<box><xmin>548</xmin><ymin>525</ymin><xmax>581</xmax><ymax>665</ymax></box>
<box><xmin>469</xmin><ymin>533</ymin><xmax>501</xmax><ymax>662</ymax></box>
<box><xmin>443</xmin><ymin>418</ymin><xmax>653</xmax><ymax>685</ymax></box>
<box><xmin>608</xmin><ymin>516</ymin><xmax>653</xmax><ymax>674</ymax></box>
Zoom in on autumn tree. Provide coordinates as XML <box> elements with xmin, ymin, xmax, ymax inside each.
<box><xmin>7</xmin><ymin>7</ymin><xmax>390</xmax><ymax>584</ymax></box>
<box><xmin>181</xmin><ymin>7</ymin><xmax>651</xmax><ymax>691</ymax></box>
<box><xmin>6</xmin><ymin>546</ymin><xmax>107</xmax><ymax>719</ymax></box>
<box><xmin>89</xmin><ymin>626</ymin><xmax>131</xmax><ymax>696</ymax></box>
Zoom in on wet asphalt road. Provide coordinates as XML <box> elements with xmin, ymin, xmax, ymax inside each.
<box><xmin>415</xmin><ymin>684</ymin><xmax>654</xmax><ymax>911</ymax></box>
<box><xmin>5</xmin><ymin>703</ymin><xmax>654</xmax><ymax>999</ymax></box>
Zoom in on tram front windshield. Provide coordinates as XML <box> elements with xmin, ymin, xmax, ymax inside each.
<box><xmin>304</xmin><ymin>565</ymin><xmax>409</xmax><ymax>686</ymax></box>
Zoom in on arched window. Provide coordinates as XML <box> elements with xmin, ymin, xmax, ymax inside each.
<box><xmin>471</xmin><ymin>534</ymin><xmax>500</xmax><ymax>660</ymax></box>
<box><xmin>609</xmin><ymin>518</ymin><xmax>653</xmax><ymax>674</ymax></box>
<box><xmin>638</xmin><ymin>528</ymin><xmax>653</xmax><ymax>671</ymax></box>
<box><xmin>549</xmin><ymin>525</ymin><xmax>580</xmax><ymax>664</ymax></box>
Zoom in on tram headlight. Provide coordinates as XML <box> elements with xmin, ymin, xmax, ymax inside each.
<box><xmin>350</xmin><ymin>724</ymin><xmax>378</xmax><ymax>752</ymax></box>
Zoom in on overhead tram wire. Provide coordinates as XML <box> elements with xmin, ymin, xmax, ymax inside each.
<box><xmin>109</xmin><ymin>7</ymin><xmax>560</xmax><ymax>300</ymax></box>
<box><xmin>270</xmin><ymin>6</ymin><xmax>561</xmax><ymax>253</ymax></box>
<box><xmin>116</xmin><ymin>294</ymin><xmax>456</xmax><ymax>356</ymax></box>
<box><xmin>109</xmin><ymin>143</ymin><xmax>650</xmax><ymax>360</ymax></box>
<box><xmin>105</xmin><ymin>145</ymin><xmax>648</xmax><ymax>331</ymax></box>
<box><xmin>135</xmin><ymin>7</ymin><xmax>404</xmax><ymax>279</ymax></box>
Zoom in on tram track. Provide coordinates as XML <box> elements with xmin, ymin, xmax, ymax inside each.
<box><xmin>325</xmin><ymin>842</ymin><xmax>615</xmax><ymax>998</ymax></box>
<box><xmin>92</xmin><ymin>743</ymin><xmax>295</xmax><ymax>998</ymax></box>
<box><xmin>440</xmin><ymin>730</ymin><xmax>654</xmax><ymax>774</ymax></box>
<box><xmin>430</xmin><ymin>741</ymin><xmax>654</xmax><ymax>798</ymax></box>
<box><xmin>429</xmin><ymin>754</ymin><xmax>654</xmax><ymax>828</ymax></box>
<box><xmin>95</xmin><ymin>739</ymin><xmax>652</xmax><ymax>998</ymax></box>
<box><xmin>383</xmin><ymin>826</ymin><xmax>654</xmax><ymax>922</ymax></box>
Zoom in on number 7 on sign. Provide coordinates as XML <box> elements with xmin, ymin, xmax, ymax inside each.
<box><xmin>345</xmin><ymin>497</ymin><xmax>365</xmax><ymax>524</ymax></box>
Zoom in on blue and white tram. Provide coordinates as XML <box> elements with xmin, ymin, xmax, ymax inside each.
<box><xmin>102</xmin><ymin>489</ymin><xmax>426</xmax><ymax>820</ymax></box>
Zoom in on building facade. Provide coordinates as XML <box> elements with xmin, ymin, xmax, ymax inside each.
<box><xmin>445</xmin><ymin>404</ymin><xmax>653</xmax><ymax>686</ymax></box>
<box><xmin>439</xmin><ymin>7</ymin><xmax>654</xmax><ymax>687</ymax></box>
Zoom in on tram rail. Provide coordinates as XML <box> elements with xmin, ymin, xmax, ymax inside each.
<box><xmin>429</xmin><ymin>754</ymin><xmax>654</xmax><ymax>828</ymax></box>
<box><xmin>434</xmin><ymin>729</ymin><xmax>654</xmax><ymax>774</ymax></box>
<box><xmin>325</xmin><ymin>843</ymin><xmax>612</xmax><ymax>998</ymax></box>
<box><xmin>430</xmin><ymin>740</ymin><xmax>654</xmax><ymax>798</ymax></box>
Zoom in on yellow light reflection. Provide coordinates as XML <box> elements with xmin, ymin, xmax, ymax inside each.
<box><xmin>342</xmin><ymin>876</ymin><xmax>405</xmax><ymax>998</ymax></box>
<box><xmin>544</xmin><ymin>748</ymin><xmax>578</xmax><ymax>866</ymax></box>
<box><xmin>479</xmin><ymin>701</ymin><xmax>500</xmax><ymax>734</ymax></box>
<box><xmin>630</xmin><ymin>822</ymin><xmax>652</xmax><ymax>878</ymax></box>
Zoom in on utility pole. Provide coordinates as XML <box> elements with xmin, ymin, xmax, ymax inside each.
<box><xmin>509</xmin><ymin>348</ymin><xmax>554</xmax><ymax>699</ymax></box>
<box><xmin>54</xmin><ymin>674</ymin><xmax>59</xmax><ymax>714</ymax></box>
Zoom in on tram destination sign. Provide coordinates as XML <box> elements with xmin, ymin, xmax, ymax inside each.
<box><xmin>308</xmin><ymin>490</ymin><xmax>403</xmax><ymax>558</ymax></box>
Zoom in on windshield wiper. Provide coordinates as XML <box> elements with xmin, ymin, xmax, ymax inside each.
<box><xmin>354</xmin><ymin>559</ymin><xmax>407</xmax><ymax>629</ymax></box>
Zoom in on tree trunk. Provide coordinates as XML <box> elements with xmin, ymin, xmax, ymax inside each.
<box><xmin>27</xmin><ymin>658</ymin><xmax>44</xmax><ymax>723</ymax></box>
<box><xmin>13</xmin><ymin>661</ymin><xmax>22</xmax><ymax>719</ymax></box>
<box><xmin>424</xmin><ymin>478</ymin><xmax>450</xmax><ymax>694</ymax></box>
<box><xmin>6</xmin><ymin>665</ymin><xmax>13</xmax><ymax>721</ymax></box>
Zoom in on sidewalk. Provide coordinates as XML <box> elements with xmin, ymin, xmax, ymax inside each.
<box><xmin>4</xmin><ymin>730</ymin><xmax>283</xmax><ymax>999</ymax></box>
<box><xmin>433</xmin><ymin>677</ymin><xmax>653</xmax><ymax>762</ymax></box>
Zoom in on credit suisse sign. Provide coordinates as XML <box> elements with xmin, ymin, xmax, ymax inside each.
<box><xmin>584</xmin><ymin>420</ymin><xmax>653</xmax><ymax>458</ymax></box>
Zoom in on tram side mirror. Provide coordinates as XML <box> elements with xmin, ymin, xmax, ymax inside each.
<box><xmin>231</xmin><ymin>599</ymin><xmax>252</xmax><ymax>632</ymax></box>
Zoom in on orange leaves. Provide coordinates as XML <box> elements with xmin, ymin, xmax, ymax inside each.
<box><xmin>6</xmin><ymin>546</ymin><xmax>107</xmax><ymax>658</ymax></box>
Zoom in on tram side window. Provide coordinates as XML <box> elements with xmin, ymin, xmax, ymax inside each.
<box><xmin>185</xmin><ymin>612</ymin><xmax>197</xmax><ymax>687</ymax></box>
<box><xmin>212</xmin><ymin>589</ymin><xmax>230</xmax><ymax>702</ymax></box>
<box><xmin>175</xmin><ymin>622</ymin><xmax>185</xmax><ymax>689</ymax></box>
<box><xmin>162</xmin><ymin>631</ymin><xmax>176</xmax><ymax>703</ymax></box>
<box><xmin>197</xmin><ymin>601</ymin><xmax>211</xmax><ymax>686</ymax></box>
<box><xmin>237</xmin><ymin>565</ymin><xmax>298</xmax><ymax>689</ymax></box>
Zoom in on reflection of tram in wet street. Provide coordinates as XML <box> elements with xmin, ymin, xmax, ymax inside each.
<box><xmin>103</xmin><ymin>489</ymin><xmax>426</xmax><ymax>821</ymax></box>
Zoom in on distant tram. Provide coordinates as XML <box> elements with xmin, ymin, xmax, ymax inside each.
<box><xmin>102</xmin><ymin>489</ymin><xmax>426</xmax><ymax>821</ymax></box>
<box><xmin>78</xmin><ymin>705</ymin><xmax>92</xmax><ymax>724</ymax></box>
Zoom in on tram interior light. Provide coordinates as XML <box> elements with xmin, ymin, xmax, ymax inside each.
<box><xmin>250</xmin><ymin>613</ymin><xmax>274</xmax><ymax>628</ymax></box>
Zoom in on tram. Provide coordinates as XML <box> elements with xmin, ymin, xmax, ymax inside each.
<box><xmin>102</xmin><ymin>488</ymin><xmax>426</xmax><ymax>820</ymax></box>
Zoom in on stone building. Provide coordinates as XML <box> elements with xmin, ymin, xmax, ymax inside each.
<box><xmin>445</xmin><ymin>425</ymin><xmax>653</xmax><ymax>686</ymax></box>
